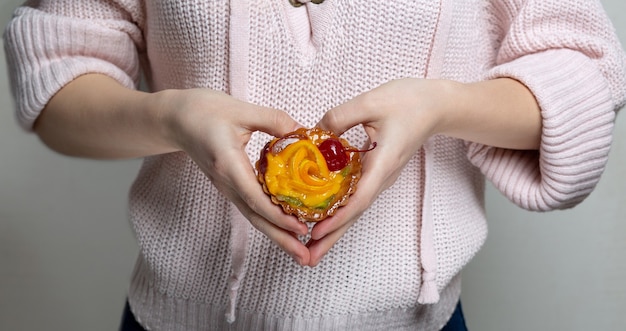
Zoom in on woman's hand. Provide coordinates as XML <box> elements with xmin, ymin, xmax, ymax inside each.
<box><xmin>306</xmin><ymin>78</ymin><xmax>449</xmax><ymax>266</ymax></box>
<box><xmin>156</xmin><ymin>88</ymin><xmax>312</xmax><ymax>265</ymax></box>
<box><xmin>307</xmin><ymin>78</ymin><xmax>541</xmax><ymax>266</ymax></box>
<box><xmin>37</xmin><ymin>74</ymin><xmax>311</xmax><ymax>265</ymax></box>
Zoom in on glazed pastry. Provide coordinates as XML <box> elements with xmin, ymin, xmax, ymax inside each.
<box><xmin>256</xmin><ymin>127</ymin><xmax>375</xmax><ymax>222</ymax></box>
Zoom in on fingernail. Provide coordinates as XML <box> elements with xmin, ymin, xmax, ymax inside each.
<box><xmin>293</xmin><ymin>256</ymin><xmax>304</xmax><ymax>266</ymax></box>
<box><xmin>310</xmin><ymin>230</ymin><xmax>324</xmax><ymax>241</ymax></box>
<box><xmin>299</xmin><ymin>224</ymin><xmax>309</xmax><ymax>236</ymax></box>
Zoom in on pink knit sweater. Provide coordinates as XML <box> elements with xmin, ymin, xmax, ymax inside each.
<box><xmin>4</xmin><ymin>0</ymin><xmax>626</xmax><ymax>330</ymax></box>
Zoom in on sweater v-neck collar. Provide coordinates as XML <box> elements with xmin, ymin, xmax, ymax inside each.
<box><xmin>280</xmin><ymin>0</ymin><xmax>335</xmax><ymax>64</ymax></box>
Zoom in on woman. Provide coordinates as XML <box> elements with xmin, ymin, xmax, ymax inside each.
<box><xmin>4</xmin><ymin>0</ymin><xmax>625</xmax><ymax>330</ymax></box>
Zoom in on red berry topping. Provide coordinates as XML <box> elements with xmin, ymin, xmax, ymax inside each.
<box><xmin>318</xmin><ymin>138</ymin><xmax>349</xmax><ymax>171</ymax></box>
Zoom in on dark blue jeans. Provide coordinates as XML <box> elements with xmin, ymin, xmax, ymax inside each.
<box><xmin>119</xmin><ymin>300</ymin><xmax>468</xmax><ymax>331</ymax></box>
<box><xmin>441</xmin><ymin>301</ymin><xmax>469</xmax><ymax>331</ymax></box>
<box><xmin>119</xmin><ymin>301</ymin><xmax>145</xmax><ymax>331</ymax></box>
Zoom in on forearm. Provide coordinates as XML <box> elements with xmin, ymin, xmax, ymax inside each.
<box><xmin>34</xmin><ymin>74</ymin><xmax>313</xmax><ymax>262</ymax></box>
<box><xmin>34</xmin><ymin>74</ymin><xmax>178</xmax><ymax>159</ymax></box>
<box><xmin>437</xmin><ymin>78</ymin><xmax>542</xmax><ymax>150</ymax></box>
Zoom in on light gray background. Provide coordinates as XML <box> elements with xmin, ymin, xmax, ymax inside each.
<box><xmin>1</xmin><ymin>1</ymin><xmax>624</xmax><ymax>330</ymax></box>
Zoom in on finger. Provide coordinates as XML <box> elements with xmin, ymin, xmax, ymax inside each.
<box><xmin>218</xmin><ymin>171</ymin><xmax>311</xmax><ymax>265</ymax></box>
<box><xmin>307</xmin><ymin>220</ymin><xmax>354</xmax><ymax>266</ymax></box>
<box><xmin>316</xmin><ymin>89</ymin><xmax>381</xmax><ymax>135</ymax></box>
<box><xmin>244</xmin><ymin>209</ymin><xmax>311</xmax><ymax>266</ymax></box>
<box><xmin>240</xmin><ymin>104</ymin><xmax>303</xmax><ymax>137</ymax></box>
<box><xmin>308</xmin><ymin>180</ymin><xmax>376</xmax><ymax>241</ymax></box>
<box><xmin>308</xmin><ymin>146</ymin><xmax>392</xmax><ymax>240</ymax></box>
<box><xmin>224</xmin><ymin>149</ymin><xmax>309</xmax><ymax>236</ymax></box>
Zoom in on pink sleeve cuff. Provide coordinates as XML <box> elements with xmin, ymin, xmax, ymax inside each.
<box><xmin>468</xmin><ymin>49</ymin><xmax>617</xmax><ymax>211</ymax></box>
<box><xmin>3</xmin><ymin>7</ymin><xmax>142</xmax><ymax>131</ymax></box>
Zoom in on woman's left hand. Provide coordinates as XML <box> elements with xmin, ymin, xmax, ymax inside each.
<box><xmin>306</xmin><ymin>78</ymin><xmax>454</xmax><ymax>266</ymax></box>
<box><xmin>306</xmin><ymin>77</ymin><xmax>541</xmax><ymax>266</ymax></box>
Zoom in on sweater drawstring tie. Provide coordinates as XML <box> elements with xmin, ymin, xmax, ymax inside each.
<box><xmin>226</xmin><ymin>0</ymin><xmax>252</xmax><ymax>322</ymax></box>
<box><xmin>418</xmin><ymin>139</ymin><xmax>440</xmax><ymax>304</ymax></box>
<box><xmin>225</xmin><ymin>206</ymin><xmax>251</xmax><ymax>323</ymax></box>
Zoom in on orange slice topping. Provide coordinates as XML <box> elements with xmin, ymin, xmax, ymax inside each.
<box><xmin>264</xmin><ymin>139</ymin><xmax>344</xmax><ymax>208</ymax></box>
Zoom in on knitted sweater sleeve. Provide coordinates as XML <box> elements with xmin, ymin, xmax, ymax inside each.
<box><xmin>2</xmin><ymin>1</ymin><xmax>145</xmax><ymax>131</ymax></box>
<box><xmin>467</xmin><ymin>0</ymin><xmax>626</xmax><ymax>211</ymax></box>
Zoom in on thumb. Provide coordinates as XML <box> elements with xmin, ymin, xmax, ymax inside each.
<box><xmin>244</xmin><ymin>105</ymin><xmax>303</xmax><ymax>137</ymax></box>
<box><xmin>316</xmin><ymin>93</ymin><xmax>377</xmax><ymax>135</ymax></box>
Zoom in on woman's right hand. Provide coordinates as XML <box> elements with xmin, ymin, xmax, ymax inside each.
<box><xmin>37</xmin><ymin>74</ymin><xmax>311</xmax><ymax>265</ymax></box>
<box><xmin>155</xmin><ymin>88</ymin><xmax>311</xmax><ymax>265</ymax></box>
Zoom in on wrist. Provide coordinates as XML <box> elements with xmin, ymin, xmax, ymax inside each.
<box><xmin>422</xmin><ymin>79</ymin><xmax>466</xmax><ymax>138</ymax></box>
<box><xmin>143</xmin><ymin>89</ymin><xmax>186</xmax><ymax>154</ymax></box>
